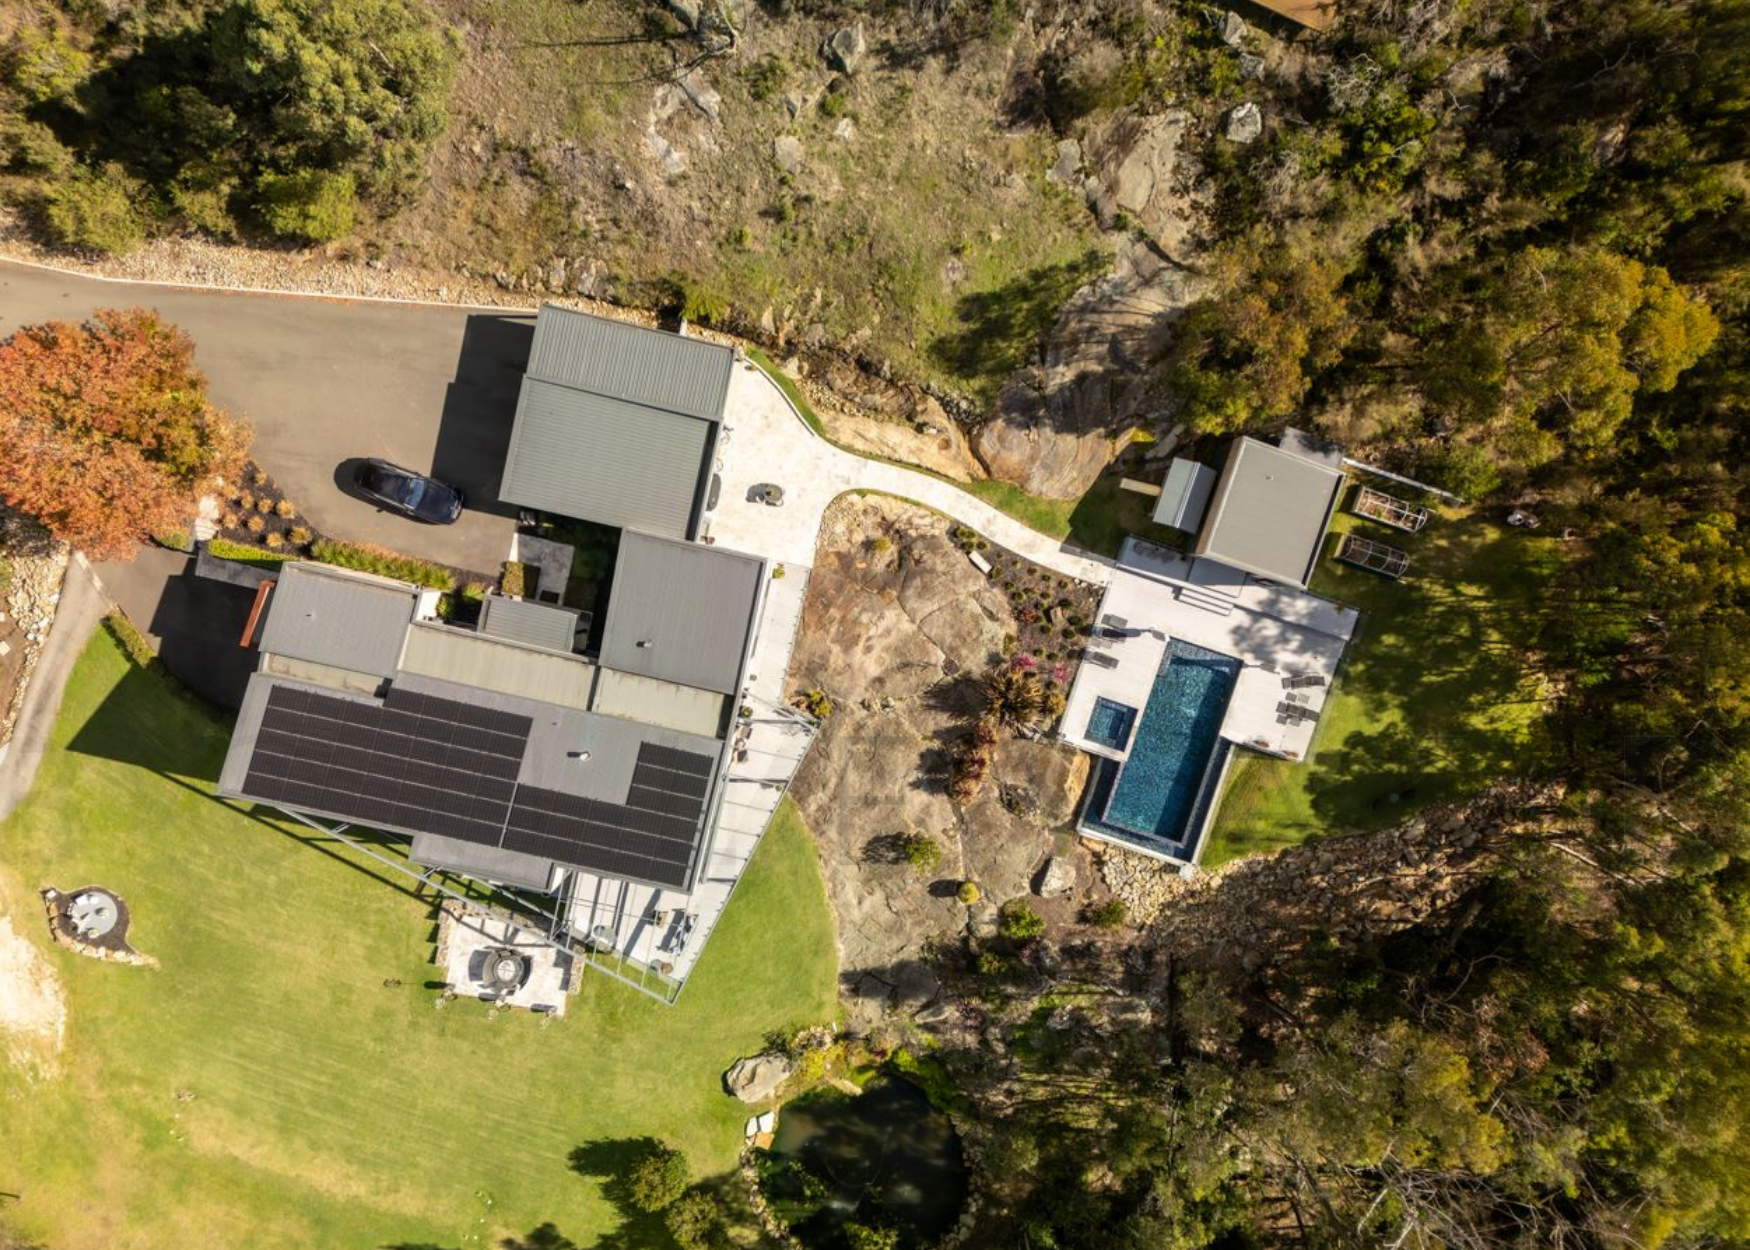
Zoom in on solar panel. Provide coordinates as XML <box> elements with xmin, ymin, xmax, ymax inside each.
<box><xmin>245</xmin><ymin>684</ymin><xmax>712</xmax><ymax>889</ymax></box>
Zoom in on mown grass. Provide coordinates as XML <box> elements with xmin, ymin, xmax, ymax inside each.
<box><xmin>0</xmin><ymin>630</ymin><xmax>837</xmax><ymax>1250</ymax></box>
<box><xmin>1201</xmin><ymin>505</ymin><xmax>1565</xmax><ymax>867</ymax></box>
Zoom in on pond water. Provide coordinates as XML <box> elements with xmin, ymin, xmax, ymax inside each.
<box><xmin>764</xmin><ymin>1074</ymin><xmax>967</xmax><ymax>1248</ymax></box>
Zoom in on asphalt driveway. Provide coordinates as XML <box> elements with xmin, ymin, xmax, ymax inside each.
<box><xmin>0</xmin><ymin>261</ymin><xmax>529</xmax><ymax>574</ymax></box>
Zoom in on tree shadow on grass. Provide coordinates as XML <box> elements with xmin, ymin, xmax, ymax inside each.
<box><xmin>925</xmin><ymin>249</ymin><xmax>1109</xmax><ymax>401</ymax></box>
<box><xmin>566</xmin><ymin>1139</ymin><xmax>683</xmax><ymax>1250</ymax></box>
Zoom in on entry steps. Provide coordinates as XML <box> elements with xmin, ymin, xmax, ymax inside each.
<box><xmin>1176</xmin><ymin>556</ymin><xmax>1244</xmax><ymax>617</ymax></box>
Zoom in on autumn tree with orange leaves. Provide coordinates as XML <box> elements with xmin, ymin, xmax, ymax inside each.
<box><xmin>0</xmin><ymin>308</ymin><xmax>250</xmax><ymax>560</ymax></box>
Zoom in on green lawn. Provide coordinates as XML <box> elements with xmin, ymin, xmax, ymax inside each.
<box><xmin>0</xmin><ymin>630</ymin><xmax>837</xmax><ymax>1250</ymax></box>
<box><xmin>1202</xmin><ymin>505</ymin><xmax>1565</xmax><ymax>868</ymax></box>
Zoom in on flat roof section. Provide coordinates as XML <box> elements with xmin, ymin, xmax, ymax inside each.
<box><xmin>1194</xmin><ymin>437</ymin><xmax>1345</xmax><ymax>588</ymax></box>
<box><xmin>499</xmin><ymin>306</ymin><xmax>734</xmax><ymax>539</ymax></box>
<box><xmin>256</xmin><ymin>562</ymin><xmax>420</xmax><ymax>679</ymax></box>
<box><xmin>599</xmin><ymin>532</ymin><xmax>765</xmax><ymax>696</ymax></box>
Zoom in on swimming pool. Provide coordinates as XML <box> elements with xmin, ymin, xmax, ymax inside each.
<box><xmin>1083</xmin><ymin>641</ymin><xmax>1239</xmax><ymax>856</ymax></box>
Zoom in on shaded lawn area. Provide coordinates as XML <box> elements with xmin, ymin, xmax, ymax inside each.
<box><xmin>0</xmin><ymin>630</ymin><xmax>837</xmax><ymax>1250</ymax></box>
<box><xmin>1203</xmin><ymin>506</ymin><xmax>1565</xmax><ymax>868</ymax></box>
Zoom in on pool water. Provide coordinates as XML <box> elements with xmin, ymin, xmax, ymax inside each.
<box><xmin>1099</xmin><ymin>641</ymin><xmax>1239</xmax><ymax>847</ymax></box>
<box><xmin>1085</xmin><ymin>696</ymin><xmax>1137</xmax><ymax>751</ymax></box>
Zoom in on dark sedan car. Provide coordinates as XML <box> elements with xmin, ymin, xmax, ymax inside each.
<box><xmin>353</xmin><ymin>459</ymin><xmax>465</xmax><ymax>524</ymax></box>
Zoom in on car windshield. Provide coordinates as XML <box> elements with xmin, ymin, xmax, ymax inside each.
<box><xmin>400</xmin><ymin>476</ymin><xmax>426</xmax><ymax>509</ymax></box>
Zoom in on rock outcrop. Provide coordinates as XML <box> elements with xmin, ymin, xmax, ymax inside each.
<box><xmin>975</xmin><ymin>236</ymin><xmax>1208</xmax><ymax>498</ymax></box>
<box><xmin>789</xmin><ymin>499</ymin><xmax>1093</xmax><ymax>1019</ymax></box>
<box><xmin>726</xmin><ymin>1052</ymin><xmax>797</xmax><ymax>1103</ymax></box>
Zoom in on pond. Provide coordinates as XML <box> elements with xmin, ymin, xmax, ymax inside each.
<box><xmin>760</xmin><ymin>1074</ymin><xmax>968</xmax><ymax>1249</ymax></box>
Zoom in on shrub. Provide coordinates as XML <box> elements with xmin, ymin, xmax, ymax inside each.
<box><xmin>220</xmin><ymin>511</ymin><xmax>240</xmax><ymax>529</ymax></box>
<box><xmin>245</xmin><ymin>514</ymin><xmax>265</xmax><ymax>533</ymax></box>
<box><xmin>1</xmin><ymin>118</ymin><xmax>73</xmax><ymax>176</ymax></box>
<box><xmin>255</xmin><ymin>169</ymin><xmax>357</xmax><ymax>242</ymax></box>
<box><xmin>5</xmin><ymin>27</ymin><xmax>91</xmax><ymax>104</ymax></box>
<box><xmin>288</xmin><ymin>525</ymin><xmax>313</xmax><ymax>547</ymax></box>
<box><xmin>103</xmin><ymin>612</ymin><xmax>158</xmax><ymax>669</ymax></box>
<box><xmin>626</xmin><ymin>1143</ymin><xmax>691</xmax><ymax>1213</ymax></box>
<box><xmin>238</xmin><ymin>491</ymin><xmax>255</xmax><ymax>511</ymax></box>
<box><xmin>252</xmin><ymin>469</ymin><xmax>270</xmax><ymax>487</ymax></box>
<box><xmin>45</xmin><ymin>163</ymin><xmax>146</xmax><ymax>255</ymax></box>
<box><xmin>984</xmin><ymin>666</ymin><xmax>1045</xmax><ymax>729</ymax></box>
<box><xmin>499</xmin><ymin>560</ymin><xmax>529</xmax><ymax>597</ymax></box>
<box><xmin>998</xmin><ymin>898</ymin><xmax>1046</xmax><ymax>942</ymax></box>
<box><xmin>204</xmin><ymin>539</ymin><xmax>296</xmax><ymax>570</ymax></box>
<box><xmin>744</xmin><ymin>52</ymin><xmax>788</xmax><ymax>101</ymax></box>
<box><xmin>665</xmin><ymin>1190</ymin><xmax>730</xmax><ymax>1250</ymax></box>
<box><xmin>956</xmin><ymin>881</ymin><xmax>981</xmax><ymax>905</ymax></box>
<box><xmin>1083</xmin><ymin>898</ymin><xmax>1129</xmax><ymax>929</ymax></box>
<box><xmin>312</xmin><ymin>538</ymin><xmax>455</xmax><ymax>589</ymax></box>
<box><xmin>275</xmin><ymin>498</ymin><xmax>296</xmax><ymax>517</ymax></box>
<box><xmin>256</xmin><ymin>495</ymin><xmax>275</xmax><ymax>513</ymax></box>
<box><xmin>796</xmin><ymin>688</ymin><xmax>834</xmax><ymax>719</ymax></box>
<box><xmin>170</xmin><ymin>183</ymin><xmax>237</xmax><ymax>239</ymax></box>
<box><xmin>868</xmin><ymin>535</ymin><xmax>892</xmax><ymax>555</ymax></box>
<box><xmin>898</xmin><ymin>832</ymin><xmax>942</xmax><ymax>875</ymax></box>
<box><xmin>844</xmin><ymin>1224</ymin><xmax>899</xmax><ymax>1250</ymax></box>
<box><xmin>772</xmin><ymin>563</ymin><xmax>787</xmax><ymax>579</ymax></box>
<box><xmin>678</xmin><ymin>278</ymin><xmax>730</xmax><ymax>325</ymax></box>
<box><xmin>264</xmin><ymin>531</ymin><xmax>284</xmax><ymax>549</ymax></box>
<box><xmin>154</xmin><ymin>529</ymin><xmax>191</xmax><ymax>552</ymax></box>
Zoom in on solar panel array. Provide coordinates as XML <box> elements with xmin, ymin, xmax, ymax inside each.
<box><xmin>242</xmin><ymin>683</ymin><xmax>714</xmax><ymax>890</ymax></box>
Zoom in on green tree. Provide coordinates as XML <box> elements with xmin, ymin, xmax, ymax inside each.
<box><xmin>255</xmin><ymin>169</ymin><xmax>356</xmax><ymax>242</ymax></box>
<box><xmin>625</xmin><ymin>1142</ymin><xmax>690</xmax><ymax>1212</ymax></box>
<box><xmin>44</xmin><ymin>163</ymin><xmax>146</xmax><ymax>255</ymax></box>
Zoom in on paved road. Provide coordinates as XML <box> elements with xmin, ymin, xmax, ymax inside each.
<box><xmin>0</xmin><ymin>260</ymin><xmax>527</xmax><ymax>574</ymax></box>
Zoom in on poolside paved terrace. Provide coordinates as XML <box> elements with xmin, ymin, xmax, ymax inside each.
<box><xmin>1062</xmin><ymin>537</ymin><xmax>1357</xmax><ymax>767</ymax></box>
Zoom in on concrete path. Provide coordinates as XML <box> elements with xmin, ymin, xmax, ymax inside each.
<box><xmin>704</xmin><ymin>360</ymin><xmax>1115</xmax><ymax>586</ymax></box>
<box><xmin>0</xmin><ymin>556</ymin><xmax>106</xmax><ymax>820</ymax></box>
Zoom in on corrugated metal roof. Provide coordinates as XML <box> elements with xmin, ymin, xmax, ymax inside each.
<box><xmin>477</xmin><ymin>594</ymin><xmax>580</xmax><ymax>652</ymax></box>
<box><xmin>526</xmin><ymin>305</ymin><xmax>733</xmax><ymax>423</ymax></box>
<box><xmin>1194</xmin><ymin>438</ymin><xmax>1344</xmax><ymax>588</ymax></box>
<box><xmin>599</xmin><ymin>532</ymin><xmax>764</xmax><ymax>696</ymax></box>
<box><xmin>1153</xmin><ymin>458</ymin><xmax>1217</xmax><ymax>531</ymax></box>
<box><xmin>398</xmin><ymin>623</ymin><xmax>597</xmax><ymax>707</ymax></box>
<box><xmin>257</xmin><ymin>562</ymin><xmax>418</xmax><ymax>678</ymax></box>
<box><xmin>499</xmin><ymin>379</ymin><xmax>714</xmax><ymax>539</ymax></box>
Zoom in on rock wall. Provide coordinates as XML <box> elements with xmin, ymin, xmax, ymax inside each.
<box><xmin>1099</xmin><ymin>782</ymin><xmax>1564</xmax><ymax>983</ymax></box>
<box><xmin>0</xmin><ymin>512</ymin><xmax>70</xmax><ymax>750</ymax></box>
<box><xmin>974</xmin><ymin>235</ymin><xmax>1209</xmax><ymax>499</ymax></box>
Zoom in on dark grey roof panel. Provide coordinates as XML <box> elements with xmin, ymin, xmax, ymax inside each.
<box><xmin>257</xmin><ymin>562</ymin><xmax>418</xmax><ymax>678</ymax></box>
<box><xmin>599</xmin><ymin>532</ymin><xmax>764</xmax><ymax>696</ymax></box>
<box><xmin>477</xmin><ymin>594</ymin><xmax>580</xmax><ymax>653</ymax></box>
<box><xmin>499</xmin><ymin>380</ymin><xmax>712</xmax><ymax>539</ymax></box>
<box><xmin>526</xmin><ymin>305</ymin><xmax>734</xmax><ymax>423</ymax></box>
